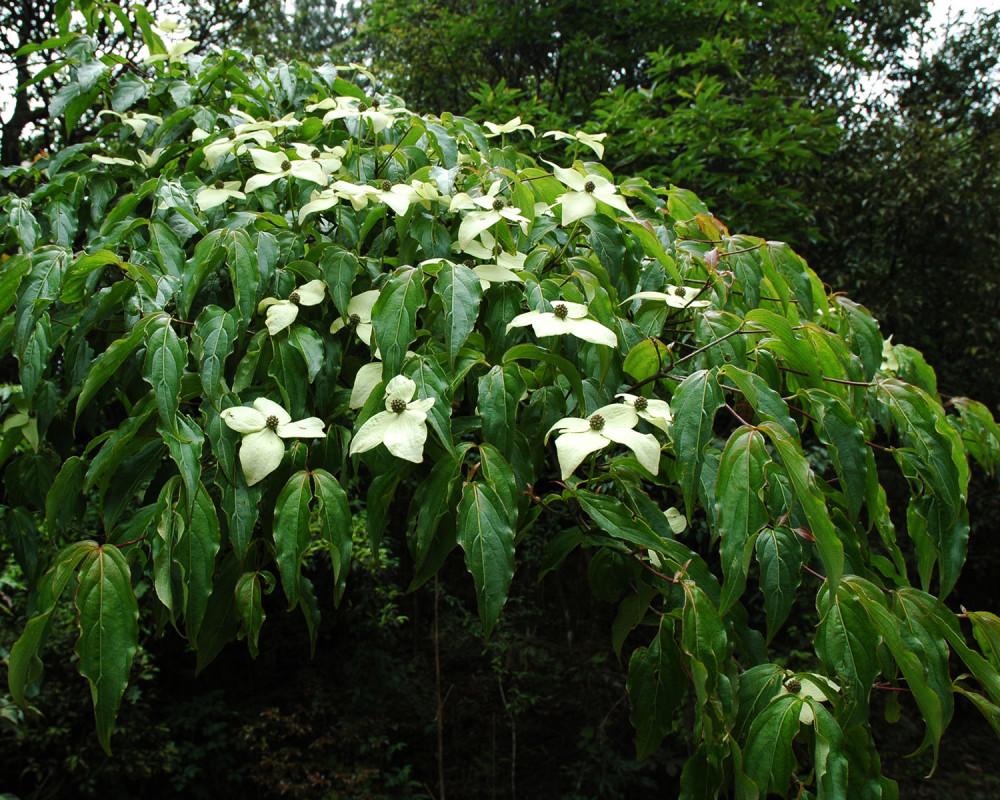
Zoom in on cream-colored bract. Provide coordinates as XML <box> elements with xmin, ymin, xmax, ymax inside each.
<box><xmin>221</xmin><ymin>398</ymin><xmax>325</xmax><ymax>486</ymax></box>
<box><xmin>483</xmin><ymin>116</ymin><xmax>535</xmax><ymax>137</ymax></box>
<box><xmin>349</xmin><ymin>376</ymin><xmax>435</xmax><ymax>463</ymax></box>
<box><xmin>777</xmin><ymin>673</ymin><xmax>840</xmax><ymax>725</ymax></box>
<box><xmin>542</xmin><ymin>129</ymin><xmax>608</xmax><ymax>159</ymax></box>
<box><xmin>506</xmin><ymin>300</ymin><xmax>617</xmax><ymax>347</ymax></box>
<box><xmin>329</xmin><ymin>289</ymin><xmax>380</xmax><ymax>346</ymax></box>
<box><xmin>623</xmin><ymin>286</ymin><xmax>711</xmax><ymax>309</ymax></box>
<box><xmin>545</xmin><ymin>403</ymin><xmax>659</xmax><ymax>480</ymax></box>
<box><xmin>546</xmin><ymin>160</ymin><xmax>631</xmax><ymax>225</ymax></box>
<box><xmin>616</xmin><ymin>392</ymin><xmax>673</xmax><ymax>433</ymax></box>
<box><xmin>257</xmin><ymin>279</ymin><xmax>326</xmax><ymax>335</ymax></box>
<box><xmin>195</xmin><ymin>180</ymin><xmax>246</xmax><ymax>211</ymax></box>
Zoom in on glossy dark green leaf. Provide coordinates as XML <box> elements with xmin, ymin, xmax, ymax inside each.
<box><xmin>627</xmin><ymin>617</ymin><xmax>685</xmax><ymax>759</ymax></box>
<box><xmin>142</xmin><ymin>313</ymin><xmax>188</xmax><ymax>431</ymax></box>
<box><xmin>287</xmin><ymin>324</ymin><xmax>325</xmax><ymax>382</ymax></box>
<box><xmin>75</xmin><ymin>312</ymin><xmax>161</xmax><ymax>419</ymax></box>
<box><xmin>235</xmin><ymin>571</ymin><xmax>266</xmax><ymax>658</ymax></box>
<box><xmin>457</xmin><ymin>480</ymin><xmax>515</xmax><ymax>637</ymax></box>
<box><xmin>177</xmin><ymin>483</ymin><xmax>221</xmax><ymax>642</ymax></box>
<box><xmin>434</xmin><ymin>261</ymin><xmax>483</xmax><ymax>363</ymax></box>
<box><xmin>319</xmin><ymin>245</ymin><xmax>359</xmax><ymax>318</ymax></box>
<box><xmin>273</xmin><ymin>470</ymin><xmax>311</xmax><ymax>610</ymax></box>
<box><xmin>75</xmin><ymin>544</ymin><xmax>139</xmax><ymax>755</ymax></box>
<box><xmin>372</xmin><ymin>265</ymin><xmax>426</xmax><ymax>379</ymax></box>
<box><xmin>221</xmin><ymin>475</ymin><xmax>261</xmax><ymax>565</ymax></box>
<box><xmin>671</xmin><ymin>369</ymin><xmax>725</xmax><ymax>515</ymax></box>
<box><xmin>312</xmin><ymin>469</ymin><xmax>352</xmax><ymax>604</ymax></box>
<box><xmin>718</xmin><ymin>364</ymin><xmax>796</xmax><ymax>436</ymax></box>
<box><xmin>804</xmin><ymin>390</ymin><xmax>867</xmax><ymax>520</ymax></box>
<box><xmin>755</xmin><ymin>527</ymin><xmax>802</xmax><ymax>642</ymax></box>
<box><xmin>716</xmin><ymin>426</ymin><xmax>769</xmax><ymax>613</ymax></box>
<box><xmin>743</xmin><ymin>694</ymin><xmax>801</xmax><ymax>796</ymax></box>
<box><xmin>191</xmin><ymin>305</ymin><xmax>236</xmax><ymax>405</ymax></box>
<box><xmin>503</xmin><ymin>343</ymin><xmax>586</xmax><ymax>411</ymax></box>
<box><xmin>582</xmin><ymin>214</ymin><xmax>626</xmax><ymax>284</ymax></box>
<box><xmin>224</xmin><ymin>229</ymin><xmax>258</xmax><ymax>325</ymax></box>
<box><xmin>477</xmin><ymin>363</ymin><xmax>525</xmax><ymax>461</ymax></box>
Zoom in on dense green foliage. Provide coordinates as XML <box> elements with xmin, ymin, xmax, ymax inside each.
<box><xmin>3</xmin><ymin>2</ymin><xmax>1000</xmax><ymax>798</ymax></box>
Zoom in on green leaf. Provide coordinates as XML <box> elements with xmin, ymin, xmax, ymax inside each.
<box><xmin>75</xmin><ymin>313</ymin><xmax>161</xmax><ymax>419</ymax></box>
<box><xmin>312</xmin><ymin>469</ymin><xmax>353</xmax><ymax>605</ymax></box>
<box><xmin>0</xmin><ymin>253</ymin><xmax>32</xmax><ymax>318</ymax></box>
<box><xmin>718</xmin><ymin>364</ymin><xmax>796</xmax><ymax>437</ymax></box>
<box><xmin>178</xmin><ymin>483</ymin><xmax>221</xmax><ymax>642</ymax></box>
<box><xmin>225</xmin><ymin>229</ymin><xmax>259</xmax><ymax>326</ymax></box>
<box><xmin>627</xmin><ymin>617</ymin><xmax>685</xmax><ymax>759</ymax></box>
<box><xmin>671</xmin><ymin>369</ymin><xmax>725</xmax><ymax>515</ymax></box>
<box><xmin>803</xmin><ymin>390</ymin><xmax>867</xmax><ymax>520</ymax></box>
<box><xmin>812</xmin><ymin>704</ymin><xmax>849</xmax><ymax>799</ymax></box>
<box><xmin>457</xmin><ymin>480</ymin><xmax>515</xmax><ymax>638</ymax></box>
<box><xmin>158</xmin><ymin>413</ymin><xmax>204</xmax><ymax>519</ymax></box>
<box><xmin>503</xmin><ymin>343</ymin><xmax>587</xmax><ymax>412</ymax></box>
<box><xmin>195</xmin><ymin>553</ymin><xmax>242</xmax><ymax>674</ymax></box>
<box><xmin>477</xmin><ymin>363</ymin><xmax>526</xmax><ymax>461</ymax></box>
<box><xmin>743</xmin><ymin>694</ymin><xmax>801</xmax><ymax>796</ymax></box>
<box><xmin>755</xmin><ymin>527</ymin><xmax>802</xmax><ymax>642</ymax></box>
<box><xmin>192</xmin><ymin>305</ymin><xmax>236</xmax><ymax>405</ymax></box>
<box><xmin>273</xmin><ymin>470</ymin><xmax>312</xmax><ymax>610</ymax></box>
<box><xmin>372</xmin><ymin>265</ymin><xmax>426</xmax><ymax>379</ymax></box>
<box><xmin>235</xmin><ymin>572</ymin><xmax>266</xmax><ymax>658</ymax></box>
<box><xmin>434</xmin><ymin>261</ymin><xmax>483</xmax><ymax>364</ymax></box>
<box><xmin>221</xmin><ymin>475</ymin><xmax>261</xmax><ymax>565</ymax></box>
<box><xmin>111</xmin><ymin>72</ymin><xmax>148</xmax><ymax>111</ymax></box>
<box><xmin>45</xmin><ymin>456</ymin><xmax>86</xmax><ymax>535</ymax></box>
<box><xmin>582</xmin><ymin>214</ymin><xmax>626</xmax><ymax>284</ymax></box>
<box><xmin>142</xmin><ymin>314</ymin><xmax>188</xmax><ymax>431</ymax></box>
<box><xmin>716</xmin><ymin>426</ymin><xmax>769</xmax><ymax>613</ymax></box>
<box><xmin>968</xmin><ymin>611</ymin><xmax>1000</xmax><ymax>673</ymax></box>
<box><xmin>623</xmin><ymin>338</ymin><xmax>671</xmax><ymax>384</ymax></box>
<box><xmin>759</xmin><ymin>421</ymin><xmax>843</xmax><ymax>594</ymax></box>
<box><xmin>833</xmin><ymin>296</ymin><xmax>882</xmax><ymax>381</ymax></box>
<box><xmin>319</xmin><ymin>245</ymin><xmax>360</xmax><ymax>317</ymax></box>
<box><xmin>408</xmin><ymin>453</ymin><xmax>464</xmax><ymax>570</ymax></box>
<box><xmin>745</xmin><ymin>308</ymin><xmax>821</xmax><ymax>387</ymax></box>
<box><xmin>75</xmin><ymin>544</ymin><xmax>140</xmax><ymax>755</ymax></box>
<box><xmin>61</xmin><ymin>249</ymin><xmax>121</xmax><ymax>303</ymax></box>
<box><xmin>152</xmin><ymin>478</ymin><xmax>184</xmax><ymax>623</ymax></box>
<box><xmin>287</xmin><ymin>324</ymin><xmax>325</xmax><ymax>383</ymax></box>
<box><xmin>8</xmin><ymin>540</ymin><xmax>95</xmax><ymax>708</ymax></box>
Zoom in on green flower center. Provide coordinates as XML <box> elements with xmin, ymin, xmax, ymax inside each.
<box><xmin>214</xmin><ymin>180</ymin><xmax>225</xmax><ymax>190</ymax></box>
<box><xmin>390</xmin><ymin>398</ymin><xmax>407</xmax><ymax>413</ymax></box>
<box><xmin>463</xmin><ymin>259</ymin><xmax>475</xmax><ymax>268</ymax></box>
<box><xmin>633</xmin><ymin>396</ymin><xmax>648</xmax><ymax>411</ymax></box>
<box><xmin>280</xmin><ymin>159</ymin><xmax>291</xmax><ymax>171</ymax></box>
<box><xmin>784</xmin><ymin>678</ymin><xmax>802</xmax><ymax>694</ymax></box>
<box><xmin>357</xmin><ymin>101</ymin><xmax>369</xmax><ymax>112</ymax></box>
<box><xmin>675</xmin><ymin>285</ymin><xmax>687</xmax><ymax>297</ymax></box>
<box><xmin>553</xmin><ymin>303</ymin><xmax>569</xmax><ymax>319</ymax></box>
<box><xmin>349</xmin><ymin>313</ymin><xmax>362</xmax><ymax>326</ymax></box>
<box><xmin>589</xmin><ymin>414</ymin><xmax>605</xmax><ymax>431</ymax></box>
<box><xmin>289</xmin><ymin>291</ymin><xmax>300</xmax><ymax>304</ymax></box>
<box><xmin>266</xmin><ymin>415</ymin><xmax>280</xmax><ymax>430</ymax></box>
<box><xmin>492</xmin><ymin>197</ymin><xmax>506</xmax><ymax>211</ymax></box>
<box><xmin>311</xmin><ymin>149</ymin><xmax>321</xmax><ymax>159</ymax></box>
<box><xmin>269</xmin><ymin>114</ymin><xmax>279</xmax><ymax>122</ymax></box>
<box><xmin>124</xmin><ymin>111</ymin><xmax>134</xmax><ymax>119</ymax></box>
<box><xmin>228</xmin><ymin>131</ymin><xmax>237</xmax><ymax>140</ymax></box>
<box><xmin>584</xmin><ymin>180</ymin><xmax>595</xmax><ymax>193</ymax></box>
<box><xmin>371</xmin><ymin>99</ymin><xmax>380</xmax><ymax>110</ymax></box>
<box><xmin>381</xmin><ymin>179</ymin><xmax>393</xmax><ymax>192</ymax></box>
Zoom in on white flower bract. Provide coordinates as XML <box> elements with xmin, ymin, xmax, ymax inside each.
<box><xmin>257</xmin><ymin>279</ymin><xmax>326</xmax><ymax>335</ymax></box>
<box><xmin>546</xmin><ymin>160</ymin><xmax>630</xmax><ymax>225</ymax></box>
<box><xmin>506</xmin><ymin>301</ymin><xmax>617</xmax><ymax>347</ymax></box>
<box><xmin>221</xmin><ymin>398</ymin><xmax>325</xmax><ymax>485</ymax></box>
<box><xmin>546</xmin><ymin>403</ymin><xmax>660</xmax><ymax>479</ymax></box>
<box><xmin>349</xmin><ymin>375</ymin><xmax>435</xmax><ymax>462</ymax></box>
<box><xmin>616</xmin><ymin>392</ymin><xmax>673</xmax><ymax>433</ymax></box>
<box><xmin>624</xmin><ymin>286</ymin><xmax>711</xmax><ymax>309</ymax></box>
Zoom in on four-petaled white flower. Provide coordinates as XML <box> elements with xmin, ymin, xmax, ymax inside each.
<box><xmin>624</xmin><ymin>286</ymin><xmax>711</xmax><ymax>309</ymax></box>
<box><xmin>450</xmin><ymin>180</ymin><xmax>530</xmax><ymax>248</ymax></box>
<box><xmin>98</xmin><ymin>110</ymin><xmax>163</xmax><ymax>137</ymax></box>
<box><xmin>452</xmin><ymin>231</ymin><xmax>525</xmax><ymax>289</ymax></box>
<box><xmin>349</xmin><ymin>375</ymin><xmax>434</xmax><ymax>462</ymax></box>
<box><xmin>616</xmin><ymin>392</ymin><xmax>673</xmax><ymax>433</ymax></box>
<box><xmin>143</xmin><ymin>38</ymin><xmax>198</xmax><ymax>65</ymax></box>
<box><xmin>506</xmin><ymin>300</ymin><xmax>617</xmax><ymax>347</ymax></box>
<box><xmin>546</xmin><ymin>403</ymin><xmax>660</xmax><ymax>479</ymax></box>
<box><xmin>546</xmin><ymin>160</ymin><xmax>631</xmax><ymax>225</ymax></box>
<box><xmin>257</xmin><ymin>279</ymin><xmax>326</xmax><ymax>335</ymax></box>
<box><xmin>320</xmin><ymin>96</ymin><xmax>398</xmax><ymax>133</ymax></box>
<box><xmin>196</xmin><ymin>179</ymin><xmax>246</xmax><ymax>211</ymax></box>
<box><xmin>202</xmin><ymin>129</ymin><xmax>275</xmax><ymax>169</ymax></box>
<box><xmin>483</xmin><ymin>116</ymin><xmax>535</xmax><ymax>137</ymax></box>
<box><xmin>777</xmin><ymin>673</ymin><xmax>839</xmax><ymax>725</ymax></box>
<box><xmin>221</xmin><ymin>398</ymin><xmax>325</xmax><ymax>485</ymax></box>
<box><xmin>329</xmin><ymin>289</ymin><xmax>379</xmax><ymax>346</ymax></box>
<box><xmin>542</xmin><ymin>129</ymin><xmax>608</xmax><ymax>159</ymax></box>
<box><xmin>290</xmin><ymin>142</ymin><xmax>346</xmax><ymax>175</ymax></box>
<box><xmin>244</xmin><ymin>149</ymin><xmax>328</xmax><ymax>193</ymax></box>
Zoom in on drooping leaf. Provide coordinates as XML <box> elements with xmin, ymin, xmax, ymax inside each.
<box><xmin>627</xmin><ymin>617</ymin><xmax>685</xmax><ymax>760</ymax></box>
<box><xmin>272</xmin><ymin>470</ymin><xmax>312</xmax><ymax>610</ymax></box>
<box><xmin>434</xmin><ymin>260</ymin><xmax>483</xmax><ymax>363</ymax></box>
<box><xmin>671</xmin><ymin>369</ymin><xmax>725</xmax><ymax>515</ymax></box>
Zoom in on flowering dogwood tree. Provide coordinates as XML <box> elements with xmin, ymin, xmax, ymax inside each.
<box><xmin>3</xmin><ymin>5</ymin><xmax>1000</xmax><ymax>796</ymax></box>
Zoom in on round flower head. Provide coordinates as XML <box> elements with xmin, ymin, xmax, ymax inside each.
<box><xmin>220</xmin><ymin>398</ymin><xmax>325</xmax><ymax>485</ymax></box>
<box><xmin>349</xmin><ymin>375</ymin><xmax>435</xmax><ymax>463</ymax></box>
<box><xmin>329</xmin><ymin>289</ymin><xmax>380</xmax><ymax>346</ymax></box>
